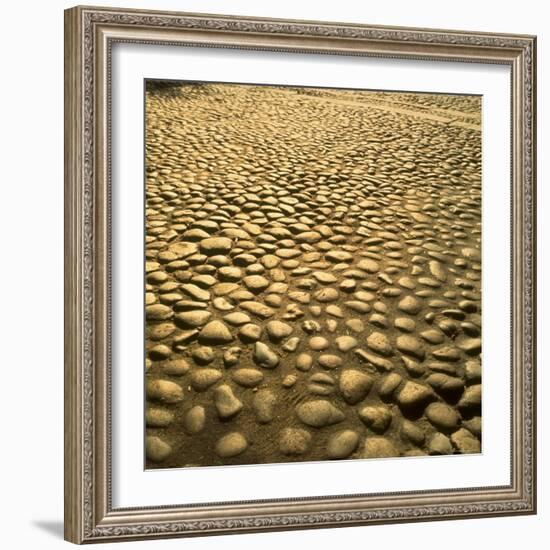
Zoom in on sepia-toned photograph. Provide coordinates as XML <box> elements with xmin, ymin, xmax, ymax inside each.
<box><xmin>144</xmin><ymin>80</ymin><xmax>482</xmax><ymax>469</ymax></box>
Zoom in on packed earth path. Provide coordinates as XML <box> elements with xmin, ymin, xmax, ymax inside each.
<box><xmin>144</xmin><ymin>82</ymin><xmax>482</xmax><ymax>469</ymax></box>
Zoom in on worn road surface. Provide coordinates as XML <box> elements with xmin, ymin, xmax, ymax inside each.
<box><xmin>144</xmin><ymin>82</ymin><xmax>482</xmax><ymax>469</ymax></box>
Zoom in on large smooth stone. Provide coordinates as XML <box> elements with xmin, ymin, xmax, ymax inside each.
<box><xmin>198</xmin><ymin>320</ymin><xmax>233</xmax><ymax>345</ymax></box>
<box><xmin>253</xmin><ymin>342</ymin><xmax>279</xmax><ymax>368</ymax></box>
<box><xmin>146</xmin><ymin>379</ymin><xmax>184</xmax><ymax>404</ymax></box>
<box><xmin>252</xmin><ymin>389</ymin><xmax>277</xmax><ymax>423</ymax></box>
<box><xmin>327</xmin><ymin>430</ymin><xmax>360</xmax><ymax>459</ymax></box>
<box><xmin>296</xmin><ymin>400</ymin><xmax>345</xmax><ymax>427</ymax></box>
<box><xmin>190</xmin><ymin>368</ymin><xmax>222</xmax><ymax>391</ymax></box>
<box><xmin>358</xmin><ymin>405</ymin><xmax>393</xmax><ymax>433</ymax></box>
<box><xmin>339</xmin><ymin>370</ymin><xmax>374</xmax><ymax>404</ymax></box>
<box><xmin>425</xmin><ymin>402</ymin><xmax>461</xmax><ymax>431</ymax></box>
<box><xmin>396</xmin><ymin>381</ymin><xmax>434</xmax><ymax>410</ymax></box>
<box><xmin>266</xmin><ymin>320</ymin><xmax>293</xmax><ymax>342</ymax></box>
<box><xmin>146</xmin><ymin>435</ymin><xmax>172</xmax><ymax>462</ymax></box>
<box><xmin>183</xmin><ymin>405</ymin><xmax>206</xmax><ymax>434</ymax></box>
<box><xmin>200</xmin><ymin>237</ymin><xmax>232</xmax><ymax>255</ymax></box>
<box><xmin>213</xmin><ymin>384</ymin><xmax>243</xmax><ymax>419</ymax></box>
<box><xmin>361</xmin><ymin>437</ymin><xmax>398</xmax><ymax>458</ymax></box>
<box><xmin>215</xmin><ymin>432</ymin><xmax>248</xmax><ymax>458</ymax></box>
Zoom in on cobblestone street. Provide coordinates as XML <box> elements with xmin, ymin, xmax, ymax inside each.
<box><xmin>144</xmin><ymin>82</ymin><xmax>482</xmax><ymax>468</ymax></box>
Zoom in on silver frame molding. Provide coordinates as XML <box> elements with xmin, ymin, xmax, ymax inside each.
<box><xmin>64</xmin><ymin>5</ymin><xmax>537</xmax><ymax>544</ymax></box>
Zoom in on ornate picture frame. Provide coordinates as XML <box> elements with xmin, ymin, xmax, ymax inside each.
<box><xmin>64</xmin><ymin>5</ymin><xmax>536</xmax><ymax>544</ymax></box>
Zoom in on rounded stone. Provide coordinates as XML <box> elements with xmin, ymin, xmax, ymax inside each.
<box><xmin>198</xmin><ymin>320</ymin><xmax>233</xmax><ymax>345</ymax></box>
<box><xmin>355</xmin><ymin>348</ymin><xmax>393</xmax><ymax>372</ymax></box>
<box><xmin>339</xmin><ymin>369</ymin><xmax>374</xmax><ymax>404</ymax></box>
<box><xmin>401</xmin><ymin>420</ymin><xmax>425</xmax><ymax>446</ymax></box>
<box><xmin>252</xmin><ymin>389</ymin><xmax>277</xmax><ymax>423</ymax></box>
<box><xmin>215</xmin><ymin>432</ymin><xmax>248</xmax><ymax>458</ymax></box>
<box><xmin>146</xmin><ymin>436</ymin><xmax>172</xmax><ymax>462</ymax></box>
<box><xmin>243</xmin><ymin>275</ymin><xmax>270</xmax><ymax>294</ymax></box>
<box><xmin>146</xmin><ymin>379</ymin><xmax>184</xmax><ymax>404</ymax></box>
<box><xmin>148</xmin><ymin>322</ymin><xmax>176</xmax><ymax>340</ymax></box>
<box><xmin>396</xmin><ymin>334</ymin><xmax>426</xmax><ymax>360</ymax></box>
<box><xmin>345</xmin><ymin>319</ymin><xmax>364</xmax><ymax>333</ymax></box>
<box><xmin>190</xmin><ymin>368</ymin><xmax>222</xmax><ymax>391</ymax></box>
<box><xmin>239</xmin><ymin>301</ymin><xmax>275</xmax><ymax>319</ymax></box>
<box><xmin>356</xmin><ymin>259</ymin><xmax>380</xmax><ymax>273</ymax></box>
<box><xmin>183</xmin><ymin>405</ymin><xmax>206</xmax><ymax>434</ymax></box>
<box><xmin>463</xmin><ymin>416</ymin><xmax>482</xmax><ymax>438</ymax></box>
<box><xmin>428</xmin><ymin>433</ymin><xmax>453</xmax><ymax>455</ymax></box>
<box><xmin>396</xmin><ymin>381</ymin><xmax>434</xmax><ymax>410</ymax></box>
<box><xmin>212</xmin><ymin>283</ymin><xmax>240</xmax><ymax>297</ymax></box>
<box><xmin>420</xmin><ymin>329</ymin><xmax>445</xmax><ymax>344</ymax></box>
<box><xmin>175</xmin><ymin>310</ymin><xmax>212</xmax><ymax>328</ymax></box>
<box><xmin>425</xmin><ymin>402</ymin><xmax>461</xmax><ymax>431</ymax></box>
<box><xmin>199</xmin><ymin>237</ymin><xmax>232</xmax><ymax>255</ymax></box>
<box><xmin>451</xmin><ymin>428</ymin><xmax>481</xmax><ymax>453</ymax></box>
<box><xmin>458</xmin><ymin>384</ymin><xmax>482</xmax><ymax>411</ymax></box>
<box><xmin>318</xmin><ymin>354</ymin><xmax>343</xmax><ymax>369</ymax></box>
<box><xmin>309</xmin><ymin>336</ymin><xmax>329</xmax><ymax>351</ymax></box>
<box><xmin>459</xmin><ymin>338</ymin><xmax>482</xmax><ymax>356</ymax></box>
<box><xmin>213</xmin><ymin>384</ymin><xmax>243</xmax><ymax>419</ymax></box>
<box><xmin>426</xmin><ymin>373</ymin><xmax>464</xmax><ymax>397</ymax></box>
<box><xmin>432</xmin><ymin>345</ymin><xmax>461</xmax><ymax>362</ymax></box>
<box><xmin>326</xmin><ymin>250</ymin><xmax>353</xmax><ymax>263</ymax></box>
<box><xmin>223</xmin><ymin>312</ymin><xmax>251</xmax><ymax>326</ymax></box>
<box><xmin>181</xmin><ymin>284</ymin><xmax>210</xmax><ymax>302</ymax></box>
<box><xmin>335</xmin><ymin>336</ymin><xmax>358</xmax><ymax>352</ymax></box>
<box><xmin>238</xmin><ymin>323</ymin><xmax>262</xmax><ymax>342</ymax></box>
<box><xmin>296</xmin><ymin>353</ymin><xmax>313</xmax><ymax>371</ymax></box>
<box><xmin>397</xmin><ymin>295</ymin><xmax>422</xmax><ymax>315</ymax></box>
<box><xmin>223</xmin><ymin>346</ymin><xmax>241</xmax><ymax>367</ymax></box>
<box><xmin>282</xmin><ymin>374</ymin><xmax>297</xmax><ymax>388</ymax></box>
<box><xmin>361</xmin><ymin>437</ymin><xmax>398</xmax><ymax>459</ymax></box>
<box><xmin>366</xmin><ymin>331</ymin><xmax>393</xmax><ymax>356</ymax></box>
<box><xmin>231</xmin><ymin>368</ymin><xmax>264</xmax><ymax>388</ymax></box>
<box><xmin>162</xmin><ymin>359</ymin><xmax>189</xmax><ymax>376</ymax></box>
<box><xmin>218</xmin><ymin>266</ymin><xmax>242</xmax><ymax>282</ymax></box>
<box><xmin>296</xmin><ymin>400</ymin><xmax>345</xmax><ymax>428</ymax></box>
<box><xmin>358</xmin><ymin>405</ymin><xmax>393</xmax><ymax>433</ymax></box>
<box><xmin>378</xmin><ymin>373</ymin><xmax>403</xmax><ymax>398</ymax></box>
<box><xmin>148</xmin><ymin>344</ymin><xmax>172</xmax><ymax>360</ymax></box>
<box><xmin>461</xmin><ymin>247</ymin><xmax>481</xmax><ymax>262</ymax></box>
<box><xmin>191</xmin><ymin>274</ymin><xmax>217</xmax><ymax>288</ymax></box>
<box><xmin>345</xmin><ymin>301</ymin><xmax>371</xmax><ymax>314</ymax></box>
<box><xmin>282</xmin><ymin>337</ymin><xmax>300</xmax><ymax>352</ymax></box>
<box><xmin>394</xmin><ymin>317</ymin><xmax>416</xmax><ymax>333</ymax></box>
<box><xmin>253</xmin><ymin>342</ymin><xmax>279</xmax><ymax>369</ymax></box>
<box><xmin>312</xmin><ymin>271</ymin><xmax>338</xmax><ymax>284</ymax></box>
<box><xmin>429</xmin><ymin>260</ymin><xmax>447</xmax><ymax>282</ymax></box>
<box><xmin>167</xmin><ymin>242</ymin><xmax>198</xmax><ymax>259</ymax></box>
<box><xmin>146</xmin><ymin>304</ymin><xmax>173</xmax><ymax>321</ymax></box>
<box><xmin>340</xmin><ymin>279</ymin><xmax>357</xmax><ymax>292</ymax></box>
<box><xmin>266</xmin><ymin>320</ymin><xmax>293</xmax><ymax>342</ymax></box>
<box><xmin>145</xmin><ymin>407</ymin><xmax>174</xmax><ymax>427</ymax></box>
<box><xmin>465</xmin><ymin>360</ymin><xmax>482</xmax><ymax>383</ymax></box>
<box><xmin>192</xmin><ymin>346</ymin><xmax>215</xmax><ymax>365</ymax></box>
<box><xmin>303</xmin><ymin>320</ymin><xmax>321</xmax><ymax>333</ymax></box>
<box><xmin>327</xmin><ymin>430</ymin><xmax>360</xmax><ymax>459</ymax></box>
<box><xmin>314</xmin><ymin>288</ymin><xmax>340</xmax><ymax>303</ymax></box>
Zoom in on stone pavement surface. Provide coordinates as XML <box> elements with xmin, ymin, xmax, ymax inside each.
<box><xmin>144</xmin><ymin>82</ymin><xmax>482</xmax><ymax>468</ymax></box>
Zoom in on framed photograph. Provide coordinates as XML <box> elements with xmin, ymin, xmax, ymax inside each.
<box><xmin>64</xmin><ymin>5</ymin><xmax>537</xmax><ymax>544</ymax></box>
